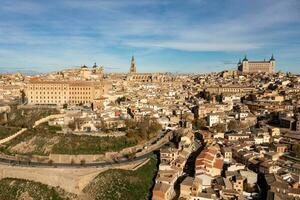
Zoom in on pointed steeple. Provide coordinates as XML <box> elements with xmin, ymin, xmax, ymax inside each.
<box><xmin>93</xmin><ymin>62</ymin><xmax>97</xmax><ymax>68</ymax></box>
<box><xmin>238</xmin><ymin>58</ymin><xmax>241</xmax><ymax>64</ymax></box>
<box><xmin>243</xmin><ymin>55</ymin><xmax>248</xmax><ymax>61</ymax></box>
<box><xmin>129</xmin><ymin>55</ymin><xmax>136</xmax><ymax>73</ymax></box>
<box><xmin>270</xmin><ymin>54</ymin><xmax>275</xmax><ymax>61</ymax></box>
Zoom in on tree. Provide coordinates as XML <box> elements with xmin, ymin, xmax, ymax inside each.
<box><xmin>268</xmin><ymin>83</ymin><xmax>278</xmax><ymax>91</ymax></box>
<box><xmin>91</xmin><ymin>102</ymin><xmax>94</xmax><ymax>111</ymax></box>
<box><xmin>228</xmin><ymin>120</ymin><xmax>239</xmax><ymax>131</ymax></box>
<box><xmin>116</xmin><ymin>96</ymin><xmax>126</xmax><ymax>104</ymax></box>
<box><xmin>198</xmin><ymin>91</ymin><xmax>211</xmax><ymax>102</ymax></box>
<box><xmin>48</xmin><ymin>159</ymin><xmax>53</xmax><ymax>165</ymax></box>
<box><xmin>125</xmin><ymin>119</ymin><xmax>137</xmax><ymax>129</ymax></box>
<box><xmin>126</xmin><ymin>152</ymin><xmax>136</xmax><ymax>160</ymax></box>
<box><xmin>292</xmin><ymin>144</ymin><xmax>300</xmax><ymax>158</ymax></box>
<box><xmin>212</xmin><ymin>123</ymin><xmax>226</xmax><ymax>133</ymax></box>
<box><xmin>203</xmin><ymin>92</ymin><xmax>211</xmax><ymax>102</ymax></box>
<box><xmin>80</xmin><ymin>159</ymin><xmax>86</xmax><ymax>166</ymax></box>
<box><xmin>126</xmin><ymin>130</ymin><xmax>136</xmax><ymax>139</ymax></box>
<box><xmin>63</xmin><ymin>103</ymin><xmax>68</xmax><ymax>109</ymax></box>
<box><xmin>216</xmin><ymin>94</ymin><xmax>223</xmax><ymax>103</ymax></box>
<box><xmin>125</xmin><ymin>118</ymin><xmax>162</xmax><ymax>142</ymax></box>
<box><xmin>194</xmin><ymin>118</ymin><xmax>207</xmax><ymax>130</ymax></box>
<box><xmin>20</xmin><ymin>90</ymin><xmax>26</xmax><ymax>104</ymax></box>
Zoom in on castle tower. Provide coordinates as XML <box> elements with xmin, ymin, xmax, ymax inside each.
<box><xmin>242</xmin><ymin>55</ymin><xmax>249</xmax><ymax>73</ymax></box>
<box><xmin>269</xmin><ymin>54</ymin><xmax>276</xmax><ymax>73</ymax></box>
<box><xmin>129</xmin><ymin>56</ymin><xmax>136</xmax><ymax>73</ymax></box>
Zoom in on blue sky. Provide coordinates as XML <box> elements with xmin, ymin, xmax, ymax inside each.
<box><xmin>0</xmin><ymin>0</ymin><xmax>299</xmax><ymax>73</ymax></box>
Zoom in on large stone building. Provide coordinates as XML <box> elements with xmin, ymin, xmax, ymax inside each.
<box><xmin>237</xmin><ymin>55</ymin><xmax>275</xmax><ymax>73</ymax></box>
<box><xmin>126</xmin><ymin>56</ymin><xmax>176</xmax><ymax>83</ymax></box>
<box><xmin>205</xmin><ymin>85</ymin><xmax>255</xmax><ymax>95</ymax></box>
<box><xmin>127</xmin><ymin>73</ymin><xmax>174</xmax><ymax>83</ymax></box>
<box><xmin>26</xmin><ymin>80</ymin><xmax>104</xmax><ymax>106</ymax></box>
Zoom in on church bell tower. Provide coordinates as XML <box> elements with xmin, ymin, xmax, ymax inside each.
<box><xmin>129</xmin><ymin>56</ymin><xmax>136</xmax><ymax>73</ymax></box>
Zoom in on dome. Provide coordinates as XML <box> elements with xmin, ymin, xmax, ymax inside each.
<box><xmin>93</xmin><ymin>62</ymin><xmax>98</xmax><ymax>68</ymax></box>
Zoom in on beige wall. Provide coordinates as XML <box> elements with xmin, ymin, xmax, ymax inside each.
<box><xmin>240</xmin><ymin>60</ymin><xmax>275</xmax><ymax>73</ymax></box>
<box><xmin>26</xmin><ymin>81</ymin><xmax>104</xmax><ymax>105</ymax></box>
<box><xmin>0</xmin><ymin>158</ymin><xmax>149</xmax><ymax>194</ymax></box>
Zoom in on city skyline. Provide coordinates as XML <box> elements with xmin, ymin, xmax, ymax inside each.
<box><xmin>0</xmin><ymin>0</ymin><xmax>300</xmax><ymax>73</ymax></box>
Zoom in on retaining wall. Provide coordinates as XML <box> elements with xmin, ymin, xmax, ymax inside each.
<box><xmin>0</xmin><ymin>128</ymin><xmax>27</xmax><ymax>145</ymax></box>
<box><xmin>0</xmin><ymin>158</ymin><xmax>149</xmax><ymax>194</ymax></box>
<box><xmin>33</xmin><ymin>114</ymin><xmax>66</xmax><ymax>128</ymax></box>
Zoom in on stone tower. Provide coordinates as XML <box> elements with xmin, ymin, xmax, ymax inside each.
<box><xmin>129</xmin><ymin>56</ymin><xmax>136</xmax><ymax>73</ymax></box>
<box><xmin>241</xmin><ymin>55</ymin><xmax>249</xmax><ymax>72</ymax></box>
<box><xmin>269</xmin><ymin>54</ymin><xmax>276</xmax><ymax>73</ymax></box>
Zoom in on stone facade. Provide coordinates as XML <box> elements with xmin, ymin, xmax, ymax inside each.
<box><xmin>26</xmin><ymin>80</ymin><xmax>104</xmax><ymax>105</ymax></box>
<box><xmin>237</xmin><ymin>55</ymin><xmax>275</xmax><ymax>73</ymax></box>
<box><xmin>126</xmin><ymin>56</ymin><xmax>176</xmax><ymax>83</ymax></box>
<box><xmin>127</xmin><ymin>73</ymin><xmax>174</xmax><ymax>83</ymax></box>
<box><xmin>205</xmin><ymin>85</ymin><xmax>255</xmax><ymax>95</ymax></box>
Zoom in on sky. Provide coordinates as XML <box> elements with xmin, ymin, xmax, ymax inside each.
<box><xmin>0</xmin><ymin>0</ymin><xmax>299</xmax><ymax>74</ymax></box>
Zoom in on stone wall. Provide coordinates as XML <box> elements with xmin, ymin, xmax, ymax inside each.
<box><xmin>1</xmin><ymin>129</ymin><xmax>172</xmax><ymax>164</ymax></box>
<box><xmin>33</xmin><ymin>114</ymin><xmax>65</xmax><ymax>128</ymax></box>
<box><xmin>0</xmin><ymin>158</ymin><xmax>150</xmax><ymax>194</ymax></box>
<box><xmin>0</xmin><ymin>128</ymin><xmax>27</xmax><ymax>145</ymax></box>
<box><xmin>49</xmin><ymin>154</ymin><xmax>106</xmax><ymax>164</ymax></box>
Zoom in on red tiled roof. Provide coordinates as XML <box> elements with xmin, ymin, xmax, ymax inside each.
<box><xmin>214</xmin><ymin>159</ymin><xmax>224</xmax><ymax>169</ymax></box>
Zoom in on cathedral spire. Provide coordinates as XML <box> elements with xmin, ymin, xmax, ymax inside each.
<box><xmin>270</xmin><ymin>54</ymin><xmax>275</xmax><ymax>61</ymax></box>
<box><xmin>129</xmin><ymin>55</ymin><xmax>136</xmax><ymax>73</ymax></box>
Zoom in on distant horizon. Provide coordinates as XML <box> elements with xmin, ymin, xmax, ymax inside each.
<box><xmin>1</xmin><ymin>64</ymin><xmax>299</xmax><ymax>76</ymax></box>
<box><xmin>0</xmin><ymin>0</ymin><xmax>300</xmax><ymax>73</ymax></box>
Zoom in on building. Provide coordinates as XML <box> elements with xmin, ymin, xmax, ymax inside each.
<box><xmin>126</xmin><ymin>56</ymin><xmax>176</xmax><ymax>83</ymax></box>
<box><xmin>237</xmin><ymin>55</ymin><xmax>275</xmax><ymax>73</ymax></box>
<box><xmin>220</xmin><ymin>70</ymin><xmax>238</xmax><ymax>78</ymax></box>
<box><xmin>296</xmin><ymin>113</ymin><xmax>300</xmax><ymax>131</ymax></box>
<box><xmin>26</xmin><ymin>80</ymin><xmax>105</xmax><ymax>106</ymax></box>
<box><xmin>222</xmin><ymin>147</ymin><xmax>232</xmax><ymax>163</ymax></box>
<box><xmin>207</xmin><ymin>113</ymin><xmax>221</xmax><ymax>127</ymax></box>
<box><xmin>129</xmin><ymin>55</ymin><xmax>136</xmax><ymax>73</ymax></box>
<box><xmin>205</xmin><ymin>85</ymin><xmax>255</xmax><ymax>95</ymax></box>
<box><xmin>195</xmin><ymin>145</ymin><xmax>224</xmax><ymax>177</ymax></box>
<box><xmin>152</xmin><ymin>182</ymin><xmax>175</xmax><ymax>200</ymax></box>
<box><xmin>179</xmin><ymin>176</ymin><xmax>202</xmax><ymax>199</ymax></box>
<box><xmin>180</xmin><ymin>176</ymin><xmax>194</xmax><ymax>199</ymax></box>
<box><xmin>233</xmin><ymin>175</ymin><xmax>245</xmax><ymax>193</ymax></box>
<box><xmin>127</xmin><ymin>72</ymin><xmax>174</xmax><ymax>83</ymax></box>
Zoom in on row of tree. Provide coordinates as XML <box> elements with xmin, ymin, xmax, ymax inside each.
<box><xmin>125</xmin><ymin>118</ymin><xmax>162</xmax><ymax>142</ymax></box>
<box><xmin>198</xmin><ymin>91</ymin><xmax>223</xmax><ymax>103</ymax></box>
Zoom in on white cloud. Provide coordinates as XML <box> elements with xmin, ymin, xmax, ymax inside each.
<box><xmin>0</xmin><ymin>0</ymin><xmax>299</xmax><ymax>72</ymax></box>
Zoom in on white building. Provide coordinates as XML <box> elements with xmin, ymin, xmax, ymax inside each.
<box><xmin>207</xmin><ymin>113</ymin><xmax>220</xmax><ymax>127</ymax></box>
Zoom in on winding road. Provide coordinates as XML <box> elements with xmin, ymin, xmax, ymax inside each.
<box><xmin>0</xmin><ymin>130</ymin><xmax>173</xmax><ymax>169</ymax></box>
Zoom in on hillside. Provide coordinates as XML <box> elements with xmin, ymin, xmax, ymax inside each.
<box><xmin>83</xmin><ymin>157</ymin><xmax>158</xmax><ymax>200</ymax></box>
<box><xmin>0</xmin><ymin>178</ymin><xmax>77</xmax><ymax>200</ymax></box>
